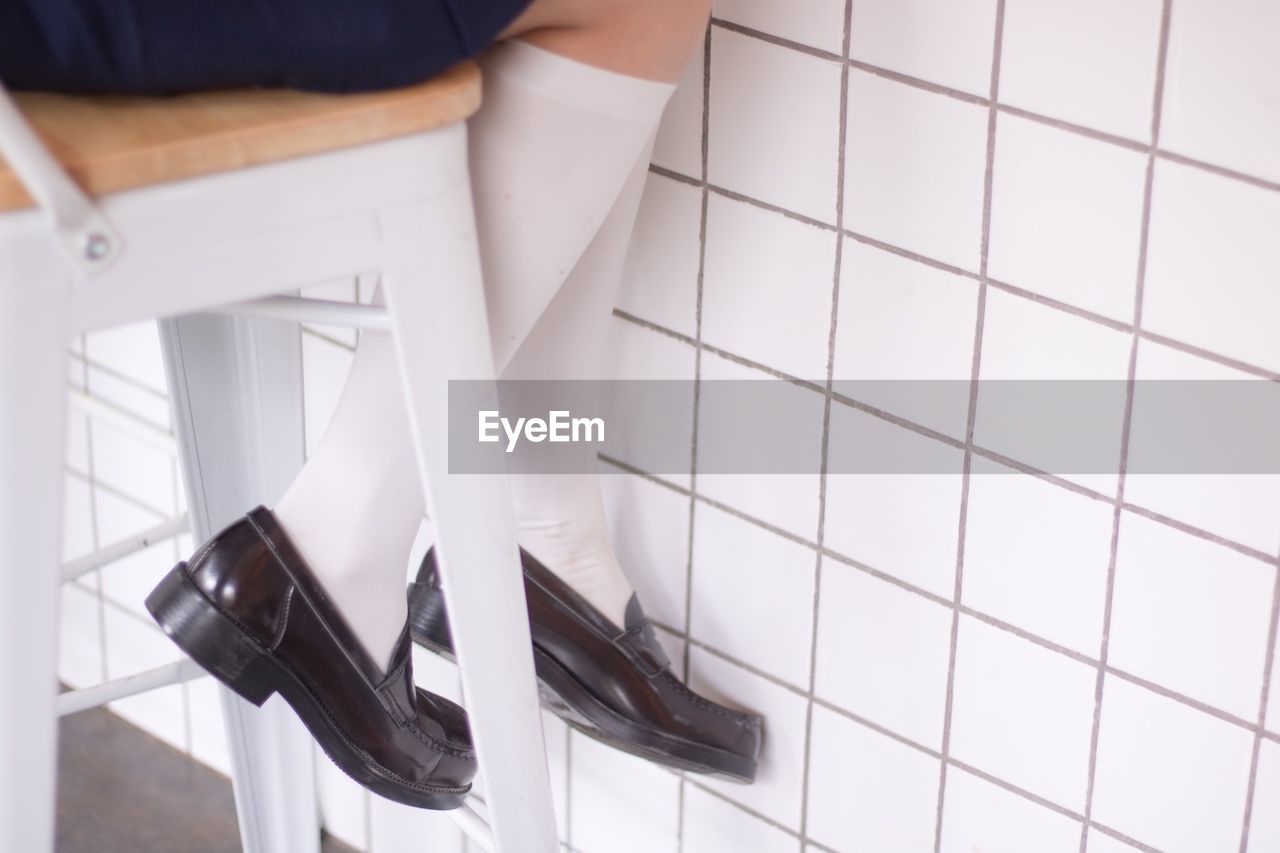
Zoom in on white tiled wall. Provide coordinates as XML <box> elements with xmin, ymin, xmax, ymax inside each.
<box><xmin>59</xmin><ymin>2</ymin><xmax>1280</xmax><ymax>852</ymax></box>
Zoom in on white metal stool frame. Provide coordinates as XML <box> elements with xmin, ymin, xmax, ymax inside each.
<box><xmin>0</xmin><ymin>82</ymin><xmax>558</xmax><ymax>853</ymax></box>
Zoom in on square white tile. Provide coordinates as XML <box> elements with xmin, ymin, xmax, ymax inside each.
<box><xmin>949</xmin><ymin>616</ymin><xmax>1097</xmax><ymax>811</ymax></box>
<box><xmin>845</xmin><ymin>70</ymin><xmax>990</xmax><ymax>272</ymax></box>
<box><xmin>806</xmin><ymin>705</ymin><xmax>940</xmax><ymax>852</ymax></box>
<box><xmin>1109</xmin><ymin>512</ymin><xmax>1274</xmax><ymax>719</ymax></box>
<box><xmin>714</xmin><ymin>0</ymin><xmax>847</xmax><ymax>55</ymax></box>
<box><xmin>683</xmin><ymin>784</ymin><xmax>801</xmax><ymax>853</ymax></box>
<box><xmin>85</xmin><ymin>321</ymin><xmax>168</xmax><ymax>394</ymax></box>
<box><xmin>1085</xmin><ymin>831</ymin><xmax>1145</xmax><ymax>853</ymax></box>
<box><xmin>690</xmin><ymin>502</ymin><xmax>816</xmax><ymax>689</ymax></box>
<box><xmin>369</xmin><ymin>796</ymin><xmax>464</xmax><ymax>853</ymax></box>
<box><xmin>988</xmin><ymin>113</ymin><xmax>1148</xmax><ymax>322</ymax></box>
<box><xmin>604</xmin><ymin>316</ymin><xmax>696</xmax><ymax>489</ymax></box>
<box><xmin>850</xmin><ymin>0</ymin><xmax>998</xmax><ymax>97</ymax></box>
<box><xmin>974</xmin><ymin>289</ymin><xmax>1131</xmax><ymax>496</ymax></box>
<box><xmin>939</xmin><ymin>766</ymin><xmax>1082</xmax><ymax>853</ymax></box>
<box><xmin>689</xmin><ymin>648</ymin><xmax>810</xmax><ymax>830</ymax></box>
<box><xmin>695</xmin><ymin>351</ymin><xmax>824</xmax><ymax>540</ymax></box>
<box><xmin>65</xmin><ymin>405</ymin><xmax>90</xmax><ymax>478</ymax></box>
<box><xmin>62</xmin><ymin>471</ymin><xmax>94</xmax><ymax>561</ymax></box>
<box><xmin>1247</xmin><ymin>739</ymin><xmax>1280</xmax><ymax>853</ymax></box>
<box><xmin>59</xmin><ymin>581</ymin><xmax>104</xmax><ymax>688</ymax></box>
<box><xmin>109</xmin><ymin>682</ymin><xmax>190</xmax><ymax>762</ymax></box>
<box><xmin>999</xmin><ymin>0</ymin><xmax>1164</xmax><ymax>141</ymax></box>
<box><xmin>542</xmin><ymin>711</ymin><xmax>571</xmax><ymax>841</ymax></box>
<box><xmin>708</xmin><ymin>31</ymin><xmax>843</xmax><ymax>224</ymax></box>
<box><xmin>89</xmin><ymin>418</ymin><xmax>177</xmax><ymax>517</ymax></box>
<box><xmin>825</xmin><ymin>403</ymin><xmax>965</xmax><ymax>599</ymax></box>
<box><xmin>103</xmin><ymin>605</ymin><xmax>188</xmax><ymax>754</ymax></box>
<box><xmin>570</xmin><ymin>732</ymin><xmax>681</xmax><ymax>853</ymax></box>
<box><xmin>653</xmin><ymin>39</ymin><xmax>705</xmax><ymax>179</ymax></box>
<box><xmin>600</xmin><ymin>469</ymin><xmax>691</xmax><ymax>632</ymax></box>
<box><xmin>832</xmin><ymin>238</ymin><xmax>979</xmax><ymax>441</ymax></box>
<box><xmin>85</xmin><ymin>363</ymin><xmax>172</xmax><ymax>430</ymax></box>
<box><xmin>962</xmin><ymin>461</ymin><xmax>1114</xmax><ymax>655</ymax></box>
<box><xmin>814</xmin><ymin>561</ymin><xmax>953</xmax><ymax>749</ymax></box>
<box><xmin>607</xmin><ymin>316</ymin><xmax>697</xmax><ymax>385</ymax></box>
<box><xmin>1125</xmin><ymin>340</ymin><xmax>1280</xmax><ymax>555</ymax></box>
<box><xmin>1091</xmin><ymin>677</ymin><xmax>1254</xmax><ymax>853</ymax></box>
<box><xmin>315</xmin><ymin>747</ymin><xmax>370</xmax><ymax>851</ymax></box>
<box><xmin>617</xmin><ymin>173</ymin><xmax>702</xmax><ymax>341</ymax></box>
<box><xmin>701</xmin><ymin>193</ymin><xmax>837</xmax><ymax>380</ymax></box>
<box><xmin>98</xmin><ymin>533</ymin><xmax>180</xmax><ymax>622</ymax></box>
<box><xmin>1160</xmin><ymin>0</ymin><xmax>1280</xmax><ymax>184</ymax></box>
<box><xmin>185</xmin><ymin>676</ymin><xmax>232</xmax><ymax>778</ymax></box>
<box><xmin>93</xmin><ymin>486</ymin><xmax>180</xmax><ymax>621</ymax></box>
<box><xmin>1270</xmin><ymin>628</ymin><xmax>1279</xmax><ymax>734</ymax></box>
<box><xmin>1144</xmin><ymin>159</ymin><xmax>1280</xmax><ymax>374</ymax></box>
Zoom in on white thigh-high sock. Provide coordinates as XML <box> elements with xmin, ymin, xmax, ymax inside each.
<box><xmin>273</xmin><ymin>41</ymin><xmax>673</xmax><ymax>668</ymax></box>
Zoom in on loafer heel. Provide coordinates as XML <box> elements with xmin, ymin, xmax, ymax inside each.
<box><xmin>145</xmin><ymin>563</ymin><xmax>276</xmax><ymax>707</ymax></box>
<box><xmin>407</xmin><ymin>580</ymin><xmax>454</xmax><ymax>660</ymax></box>
<box><xmin>146</xmin><ymin>510</ymin><xmax>477</xmax><ymax>808</ymax></box>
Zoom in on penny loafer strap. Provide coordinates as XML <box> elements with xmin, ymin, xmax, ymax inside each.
<box><xmin>612</xmin><ymin>619</ymin><xmax>670</xmax><ymax>677</ymax></box>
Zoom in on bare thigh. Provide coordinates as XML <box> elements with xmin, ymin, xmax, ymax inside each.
<box><xmin>498</xmin><ymin>0</ymin><xmax>712</xmax><ymax>82</ymax></box>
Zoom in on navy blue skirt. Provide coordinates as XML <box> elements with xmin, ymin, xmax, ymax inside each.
<box><xmin>0</xmin><ymin>0</ymin><xmax>535</xmax><ymax>94</ymax></box>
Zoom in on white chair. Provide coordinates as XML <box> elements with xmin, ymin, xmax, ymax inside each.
<box><xmin>0</xmin><ymin>65</ymin><xmax>557</xmax><ymax>852</ymax></box>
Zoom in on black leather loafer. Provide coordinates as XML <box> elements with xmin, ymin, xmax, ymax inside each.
<box><xmin>146</xmin><ymin>507</ymin><xmax>476</xmax><ymax>810</ymax></box>
<box><xmin>408</xmin><ymin>548</ymin><xmax>762</xmax><ymax>782</ymax></box>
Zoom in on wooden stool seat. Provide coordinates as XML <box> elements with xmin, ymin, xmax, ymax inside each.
<box><xmin>0</xmin><ymin>61</ymin><xmax>480</xmax><ymax>212</ymax></box>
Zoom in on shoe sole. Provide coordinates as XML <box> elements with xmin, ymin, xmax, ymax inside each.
<box><xmin>147</xmin><ymin>563</ymin><xmax>471</xmax><ymax>810</ymax></box>
<box><xmin>407</xmin><ymin>581</ymin><xmax>757</xmax><ymax>783</ymax></box>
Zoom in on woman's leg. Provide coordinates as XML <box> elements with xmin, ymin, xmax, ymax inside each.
<box><xmin>273</xmin><ymin>0</ymin><xmax>710</xmax><ymax>668</ymax></box>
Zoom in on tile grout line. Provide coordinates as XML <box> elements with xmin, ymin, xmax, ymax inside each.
<box><xmin>655</xmin><ymin>620</ymin><xmax>1168</xmax><ymax>853</ymax></box>
<box><xmin>563</xmin><ymin>727</ymin><xmax>573</xmax><ymax>850</ymax></box>
<box><xmin>82</xmin><ymin>335</ymin><xmax>112</xmax><ymax>686</ymax></box>
<box><xmin>620</xmin><ymin>461</ymin><xmax>1280</xmax><ymax>837</ymax></box>
<box><xmin>655</xmin><ymin>554</ymin><xmax>1280</xmax><ymax>747</ymax></box>
<box><xmin>798</xmin><ymin>0</ymin><xmax>855</xmax><ymax>844</ymax></box>
<box><xmin>1240</xmin><ymin>558</ymin><xmax>1280</xmax><ymax>853</ymax></box>
<box><xmin>69</xmin><ymin>350</ymin><xmax>172</xmax><ymax>404</ymax></box>
<box><xmin>646</xmin><ymin>170</ymin><xmax>1280</xmax><ymax>384</ymax></box>
<box><xmin>1154</xmin><ymin>149</ymin><xmax>1280</xmax><ymax>195</ymax></box>
<box><xmin>1078</xmin><ymin>2</ymin><xmax>1173</xmax><ymax>847</ymax></box>
<box><xmin>171</xmin><ymin>454</ymin><xmax>195</xmax><ymax>757</ymax></box>
<box><xmin>654</xmin><ymin>153</ymin><xmax>1280</xmax><ymax>386</ymax></box>
<box><xmin>64</xmin><ymin>466</ymin><xmax>174</xmax><ymax>522</ymax></box>
<box><xmin>679</xmin><ymin>753</ymin><xmax>1158</xmax><ymax>853</ymax></box>
<box><xmin>708</xmin><ymin>17</ymin><xmax>1280</xmax><ymax>196</ymax></box>
<box><xmin>609</xmin><ymin>309</ymin><xmax>1280</xmax><ymax>566</ymax></box>
<box><xmin>933</xmin><ymin>2</ymin><xmax>1005</xmax><ymax>848</ymax></box>
<box><xmin>675</xmin><ymin>22</ymin><xmax>714</xmax><ymax>853</ymax></box>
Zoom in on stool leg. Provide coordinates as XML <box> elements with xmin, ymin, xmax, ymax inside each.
<box><xmin>159</xmin><ymin>314</ymin><xmax>320</xmax><ymax>853</ymax></box>
<box><xmin>379</xmin><ymin>124</ymin><xmax>558</xmax><ymax>853</ymax></box>
<box><xmin>0</xmin><ymin>270</ymin><xmax>71</xmax><ymax>852</ymax></box>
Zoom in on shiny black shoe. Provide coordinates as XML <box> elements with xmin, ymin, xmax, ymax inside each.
<box><xmin>408</xmin><ymin>548</ymin><xmax>762</xmax><ymax>782</ymax></box>
<box><xmin>146</xmin><ymin>507</ymin><xmax>476</xmax><ymax>809</ymax></box>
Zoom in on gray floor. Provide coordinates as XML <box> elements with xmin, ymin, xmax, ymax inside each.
<box><xmin>57</xmin><ymin>706</ymin><xmax>355</xmax><ymax>853</ymax></box>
